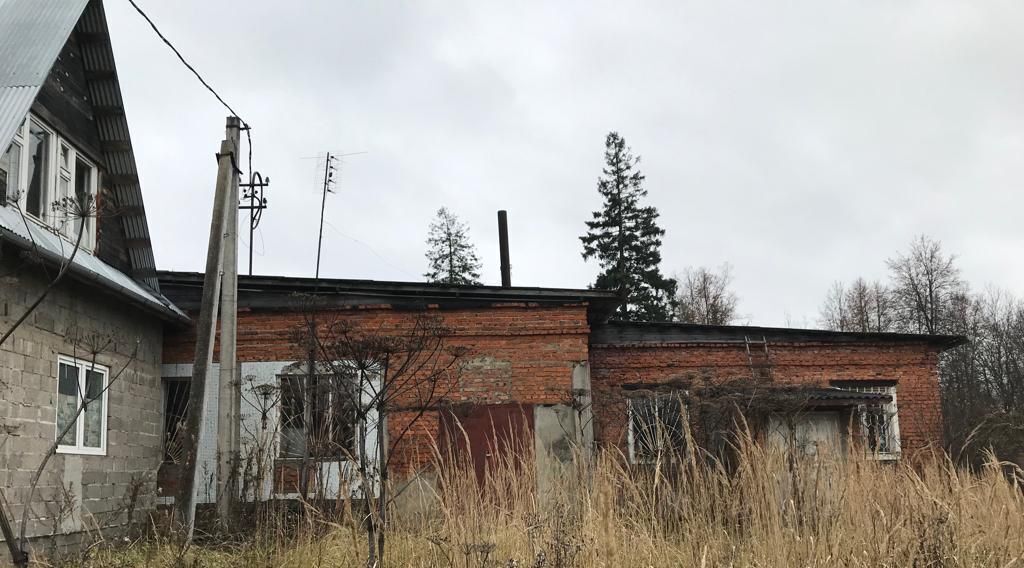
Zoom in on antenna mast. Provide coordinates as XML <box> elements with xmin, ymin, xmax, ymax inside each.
<box><xmin>315</xmin><ymin>153</ymin><xmax>337</xmax><ymax>279</ymax></box>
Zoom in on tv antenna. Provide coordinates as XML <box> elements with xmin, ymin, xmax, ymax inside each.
<box><xmin>314</xmin><ymin>151</ymin><xmax>366</xmax><ymax>279</ymax></box>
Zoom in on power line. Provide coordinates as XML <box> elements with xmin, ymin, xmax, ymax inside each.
<box><xmin>124</xmin><ymin>0</ymin><xmax>254</xmax><ymax>176</ymax></box>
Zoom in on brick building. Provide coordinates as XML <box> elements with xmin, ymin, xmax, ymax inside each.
<box><xmin>157</xmin><ymin>271</ymin><xmax>962</xmax><ymax>503</ymax></box>
<box><xmin>0</xmin><ymin>0</ymin><xmax>965</xmax><ymax>556</ymax></box>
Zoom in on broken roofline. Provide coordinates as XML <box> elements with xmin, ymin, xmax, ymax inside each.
<box><xmin>156</xmin><ymin>271</ymin><xmax>624</xmax><ymax>320</ymax></box>
<box><xmin>593</xmin><ymin>321</ymin><xmax>967</xmax><ymax>350</ymax></box>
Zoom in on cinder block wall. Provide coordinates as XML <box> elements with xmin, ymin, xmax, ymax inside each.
<box><xmin>162</xmin><ymin>304</ymin><xmax>592</xmax><ymax>477</ymax></box>
<box><xmin>0</xmin><ymin>258</ymin><xmax>164</xmax><ymax>549</ymax></box>
<box><xmin>589</xmin><ymin>341</ymin><xmax>944</xmax><ymax>457</ymax></box>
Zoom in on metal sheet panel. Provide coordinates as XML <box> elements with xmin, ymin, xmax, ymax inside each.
<box><xmin>0</xmin><ymin>204</ymin><xmax>188</xmax><ymax>320</ymax></box>
<box><xmin>0</xmin><ymin>0</ymin><xmax>88</xmax><ymax>151</ymax></box>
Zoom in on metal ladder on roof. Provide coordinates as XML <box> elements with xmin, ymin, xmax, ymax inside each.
<box><xmin>745</xmin><ymin>335</ymin><xmax>773</xmax><ymax>381</ymax></box>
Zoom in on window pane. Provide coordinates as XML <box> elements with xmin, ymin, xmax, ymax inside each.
<box><xmin>73</xmin><ymin>158</ymin><xmax>93</xmax><ymax>240</ymax></box>
<box><xmin>57</xmin><ymin>363</ymin><xmax>79</xmax><ymax>446</ymax></box>
<box><xmin>1</xmin><ymin>141</ymin><xmax>20</xmax><ymax>202</ymax></box>
<box><xmin>279</xmin><ymin>377</ymin><xmax>306</xmax><ymax>458</ymax></box>
<box><xmin>25</xmin><ymin>123</ymin><xmax>50</xmax><ymax>218</ymax></box>
<box><xmin>82</xmin><ymin>368</ymin><xmax>104</xmax><ymax>448</ymax></box>
<box><xmin>59</xmin><ymin>145</ymin><xmax>70</xmax><ymax>171</ymax></box>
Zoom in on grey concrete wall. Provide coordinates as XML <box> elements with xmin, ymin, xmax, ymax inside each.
<box><xmin>534</xmin><ymin>404</ymin><xmax>578</xmax><ymax>497</ymax></box>
<box><xmin>0</xmin><ymin>255</ymin><xmax>164</xmax><ymax>553</ymax></box>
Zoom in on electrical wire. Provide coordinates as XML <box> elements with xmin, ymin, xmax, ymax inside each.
<box><xmin>124</xmin><ymin>0</ymin><xmax>254</xmax><ymax>177</ymax></box>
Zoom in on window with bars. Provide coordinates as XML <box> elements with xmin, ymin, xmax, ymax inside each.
<box><xmin>278</xmin><ymin>374</ymin><xmax>359</xmax><ymax>460</ymax></box>
<box><xmin>627</xmin><ymin>394</ymin><xmax>688</xmax><ymax>464</ymax></box>
<box><xmin>836</xmin><ymin>382</ymin><xmax>901</xmax><ymax>459</ymax></box>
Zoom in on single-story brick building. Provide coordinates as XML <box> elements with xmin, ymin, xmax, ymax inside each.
<box><xmin>156</xmin><ymin>271</ymin><xmax>963</xmax><ymax>503</ymax></box>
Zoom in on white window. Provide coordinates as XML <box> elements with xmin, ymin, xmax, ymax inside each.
<box><xmin>838</xmin><ymin>382</ymin><xmax>901</xmax><ymax>460</ymax></box>
<box><xmin>627</xmin><ymin>393</ymin><xmax>687</xmax><ymax>464</ymax></box>
<box><xmin>55</xmin><ymin>356</ymin><xmax>109</xmax><ymax>455</ymax></box>
<box><xmin>278</xmin><ymin>374</ymin><xmax>359</xmax><ymax>460</ymax></box>
<box><xmin>2</xmin><ymin>114</ymin><xmax>99</xmax><ymax>250</ymax></box>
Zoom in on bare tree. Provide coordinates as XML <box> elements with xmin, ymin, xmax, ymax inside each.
<box><xmin>817</xmin><ymin>235</ymin><xmax>1024</xmax><ymax>465</ymax></box>
<box><xmin>674</xmin><ymin>264</ymin><xmax>740</xmax><ymax>325</ymax></box>
<box><xmin>0</xmin><ymin>193</ymin><xmax>97</xmax><ymax>348</ymax></box>
<box><xmin>887</xmin><ymin>235</ymin><xmax>964</xmax><ymax>334</ymax></box>
<box><xmin>818</xmin><ymin>281</ymin><xmax>849</xmax><ymax>331</ymax></box>
<box><xmin>294</xmin><ymin>309</ymin><xmax>467</xmax><ymax>566</ymax></box>
<box><xmin>820</xmin><ymin>278</ymin><xmax>894</xmax><ymax>333</ymax></box>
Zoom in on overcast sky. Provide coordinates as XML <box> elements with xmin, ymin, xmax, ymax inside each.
<box><xmin>104</xmin><ymin>1</ymin><xmax>1024</xmax><ymax>327</ymax></box>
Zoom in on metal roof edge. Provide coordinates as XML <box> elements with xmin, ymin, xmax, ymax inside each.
<box><xmin>593</xmin><ymin>320</ymin><xmax>967</xmax><ymax>350</ymax></box>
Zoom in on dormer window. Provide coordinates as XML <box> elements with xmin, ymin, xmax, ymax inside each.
<box><xmin>1</xmin><ymin>114</ymin><xmax>98</xmax><ymax>251</ymax></box>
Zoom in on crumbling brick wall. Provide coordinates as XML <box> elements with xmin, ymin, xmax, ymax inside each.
<box><xmin>589</xmin><ymin>341</ymin><xmax>944</xmax><ymax>458</ymax></box>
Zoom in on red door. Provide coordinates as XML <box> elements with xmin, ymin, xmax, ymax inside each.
<box><xmin>439</xmin><ymin>404</ymin><xmax>534</xmax><ymax>484</ymax></box>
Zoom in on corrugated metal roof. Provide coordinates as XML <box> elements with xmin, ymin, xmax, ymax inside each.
<box><xmin>0</xmin><ymin>0</ymin><xmax>88</xmax><ymax>152</ymax></box>
<box><xmin>1</xmin><ymin>0</ymin><xmax>164</xmax><ymax>295</ymax></box>
<box><xmin>0</xmin><ymin>205</ymin><xmax>187</xmax><ymax>322</ymax></box>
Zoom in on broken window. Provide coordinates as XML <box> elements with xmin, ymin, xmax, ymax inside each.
<box><xmin>279</xmin><ymin>374</ymin><xmax>358</xmax><ymax>460</ymax></box>
<box><xmin>162</xmin><ymin>379</ymin><xmax>190</xmax><ymax>463</ymax></box>
<box><xmin>56</xmin><ymin>356</ymin><xmax>108</xmax><ymax>455</ymax></box>
<box><xmin>836</xmin><ymin>382</ymin><xmax>901</xmax><ymax>459</ymax></box>
<box><xmin>628</xmin><ymin>393</ymin><xmax>687</xmax><ymax>463</ymax></box>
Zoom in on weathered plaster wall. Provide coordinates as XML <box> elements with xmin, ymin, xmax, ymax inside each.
<box><xmin>0</xmin><ymin>256</ymin><xmax>164</xmax><ymax>551</ymax></box>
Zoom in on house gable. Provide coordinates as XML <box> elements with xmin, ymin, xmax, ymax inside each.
<box><xmin>0</xmin><ymin>0</ymin><xmax>163</xmax><ymax>295</ymax></box>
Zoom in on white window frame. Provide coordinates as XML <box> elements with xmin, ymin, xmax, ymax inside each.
<box><xmin>55</xmin><ymin>355</ymin><xmax>110</xmax><ymax>456</ymax></box>
<box><xmin>839</xmin><ymin>382</ymin><xmax>901</xmax><ymax>460</ymax></box>
<box><xmin>627</xmin><ymin>393</ymin><xmax>688</xmax><ymax>464</ymax></box>
<box><xmin>3</xmin><ymin>113</ymin><xmax>99</xmax><ymax>251</ymax></box>
<box><xmin>277</xmin><ymin>370</ymin><xmax>369</xmax><ymax>462</ymax></box>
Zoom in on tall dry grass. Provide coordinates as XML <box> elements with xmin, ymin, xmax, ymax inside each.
<box><xmin>66</xmin><ymin>436</ymin><xmax>1023</xmax><ymax>567</ymax></box>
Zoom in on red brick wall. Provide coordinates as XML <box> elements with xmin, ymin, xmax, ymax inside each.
<box><xmin>589</xmin><ymin>341</ymin><xmax>944</xmax><ymax>457</ymax></box>
<box><xmin>163</xmin><ymin>304</ymin><xmax>591</xmax><ymax>475</ymax></box>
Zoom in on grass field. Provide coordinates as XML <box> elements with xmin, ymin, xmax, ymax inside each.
<box><xmin>53</xmin><ymin>438</ymin><xmax>1024</xmax><ymax>568</ymax></box>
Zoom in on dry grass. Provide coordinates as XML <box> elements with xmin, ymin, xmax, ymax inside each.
<box><xmin>54</xmin><ymin>438</ymin><xmax>1024</xmax><ymax>568</ymax></box>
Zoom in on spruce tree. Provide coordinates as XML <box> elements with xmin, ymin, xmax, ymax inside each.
<box><xmin>581</xmin><ymin>132</ymin><xmax>677</xmax><ymax>321</ymax></box>
<box><xmin>424</xmin><ymin>207</ymin><xmax>482</xmax><ymax>285</ymax></box>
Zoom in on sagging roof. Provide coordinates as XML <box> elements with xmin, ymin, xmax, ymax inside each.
<box><xmin>0</xmin><ymin>0</ymin><xmax>163</xmax><ymax>294</ymax></box>
<box><xmin>0</xmin><ymin>206</ymin><xmax>187</xmax><ymax>323</ymax></box>
<box><xmin>157</xmin><ymin>271</ymin><xmax>623</xmax><ymax>322</ymax></box>
<box><xmin>594</xmin><ymin>320</ymin><xmax>966</xmax><ymax>349</ymax></box>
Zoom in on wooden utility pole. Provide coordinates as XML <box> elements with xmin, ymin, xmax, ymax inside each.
<box><xmin>177</xmin><ymin>117</ymin><xmax>240</xmax><ymax>540</ymax></box>
<box><xmin>216</xmin><ymin>117</ymin><xmax>242</xmax><ymax>528</ymax></box>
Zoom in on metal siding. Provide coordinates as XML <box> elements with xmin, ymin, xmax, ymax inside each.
<box><xmin>0</xmin><ymin>0</ymin><xmax>166</xmax><ymax>296</ymax></box>
<box><xmin>0</xmin><ymin>0</ymin><xmax>89</xmax><ymax>152</ymax></box>
<box><xmin>0</xmin><ymin>205</ymin><xmax>186</xmax><ymax>319</ymax></box>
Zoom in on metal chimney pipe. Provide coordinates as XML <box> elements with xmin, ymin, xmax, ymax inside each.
<box><xmin>497</xmin><ymin>210</ymin><xmax>511</xmax><ymax>287</ymax></box>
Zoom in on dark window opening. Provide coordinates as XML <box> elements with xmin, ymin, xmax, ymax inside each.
<box><xmin>163</xmin><ymin>380</ymin><xmax>190</xmax><ymax>463</ymax></box>
<box><xmin>629</xmin><ymin>394</ymin><xmax>687</xmax><ymax>463</ymax></box>
<box><xmin>279</xmin><ymin>374</ymin><xmax>358</xmax><ymax>460</ymax></box>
